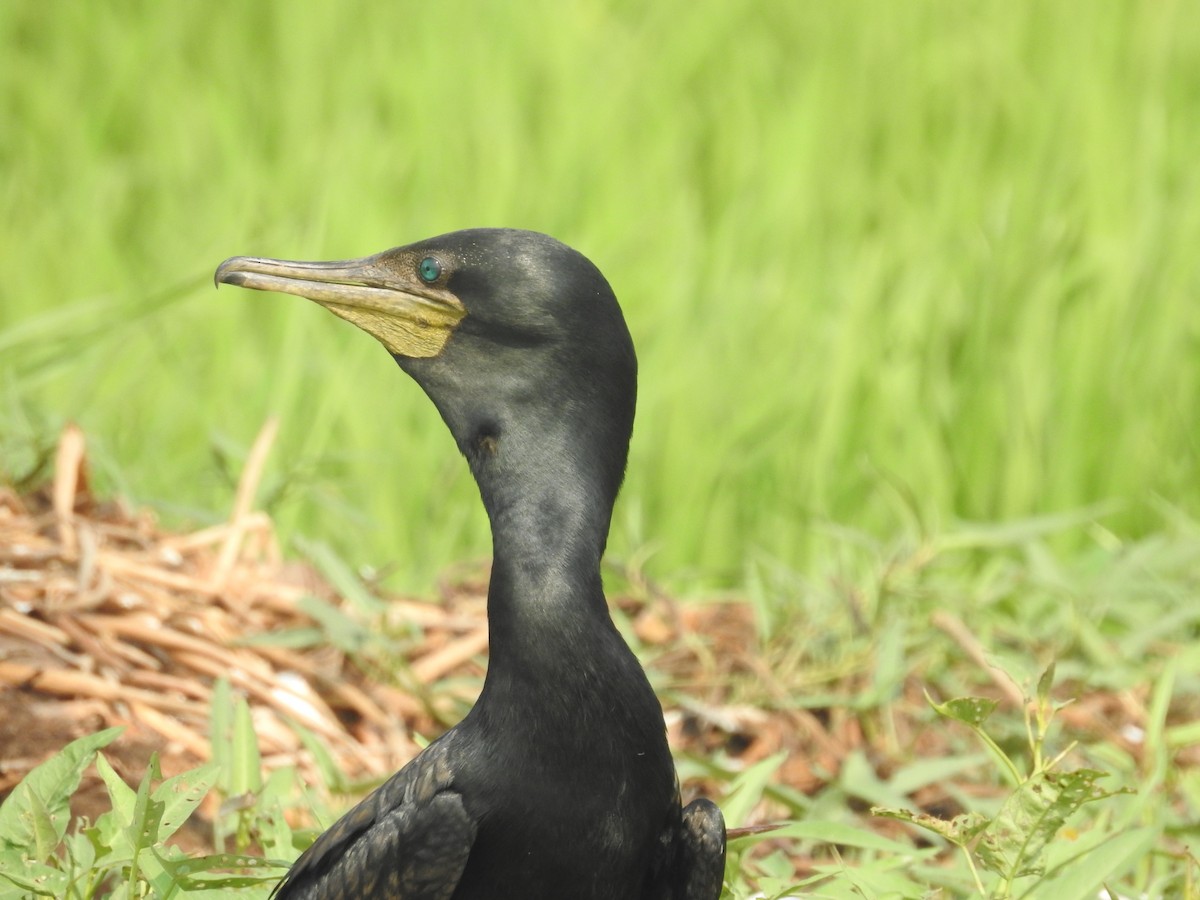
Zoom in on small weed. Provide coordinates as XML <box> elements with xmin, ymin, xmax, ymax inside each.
<box><xmin>0</xmin><ymin>728</ymin><xmax>282</xmax><ymax>899</ymax></box>
<box><xmin>873</xmin><ymin>665</ymin><xmax>1139</xmax><ymax>898</ymax></box>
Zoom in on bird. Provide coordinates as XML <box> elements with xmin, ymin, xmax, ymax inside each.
<box><xmin>215</xmin><ymin>228</ymin><xmax>726</xmax><ymax>900</ymax></box>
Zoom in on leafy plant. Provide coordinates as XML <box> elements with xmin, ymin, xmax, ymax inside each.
<box><xmin>0</xmin><ymin>726</ymin><xmax>281</xmax><ymax>899</ymax></box>
<box><xmin>874</xmin><ymin>666</ymin><xmax>1133</xmax><ymax>898</ymax></box>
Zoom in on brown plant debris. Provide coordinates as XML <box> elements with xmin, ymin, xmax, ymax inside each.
<box><xmin>1</xmin><ymin>424</ymin><xmax>1179</xmax><ymax>875</ymax></box>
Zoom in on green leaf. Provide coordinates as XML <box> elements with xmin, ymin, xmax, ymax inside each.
<box><xmin>861</xmin><ymin>619</ymin><xmax>906</xmax><ymax>707</ymax></box>
<box><xmin>776</xmin><ymin>819</ymin><xmax>935</xmax><ymax>856</ymax></box>
<box><xmin>123</xmin><ymin>752</ymin><xmax>166</xmax><ymax>889</ymax></box>
<box><xmin>153</xmin><ymin>762</ymin><xmax>220</xmax><ymax>842</ymax></box>
<box><xmin>294</xmin><ymin>537</ymin><xmax>387</xmax><ymax>616</ymax></box>
<box><xmin>974</xmin><ymin>769</ymin><xmax>1117</xmax><ymax>880</ymax></box>
<box><xmin>152</xmin><ymin>850</ymin><xmax>289</xmax><ymax>889</ymax></box>
<box><xmin>22</xmin><ymin>785</ymin><xmax>58</xmax><ymax>863</ymax></box>
<box><xmin>288</xmin><ymin>720</ymin><xmax>351</xmax><ymax>794</ymax></box>
<box><xmin>929</xmin><ymin>695</ymin><xmax>999</xmax><ymax>730</ymax></box>
<box><xmin>720</xmin><ymin>752</ymin><xmax>788</xmax><ymax>828</ymax></box>
<box><xmin>824</xmin><ymin>857</ymin><xmax>930</xmax><ymax>898</ymax></box>
<box><xmin>0</xmin><ymin>727</ymin><xmax>123</xmax><ymax>854</ymax></box>
<box><xmin>872</xmin><ymin>806</ymin><xmax>989</xmax><ymax>848</ymax></box>
<box><xmin>234</xmin><ymin>626</ymin><xmax>326</xmax><ymax>649</ymax></box>
<box><xmin>257</xmin><ymin>766</ymin><xmax>301</xmax><ymax>858</ymax></box>
<box><xmin>1035</xmin><ymin>662</ymin><xmax>1056</xmax><ymax>710</ymax></box>
<box><xmin>0</xmin><ymin>848</ymin><xmax>40</xmax><ymax>899</ymax></box>
<box><xmin>0</xmin><ymin>860</ymin><xmax>68</xmax><ymax>897</ymax></box>
<box><xmin>210</xmin><ymin>677</ymin><xmax>233</xmax><ymax>793</ymax></box>
<box><xmin>838</xmin><ymin>750</ymin><xmax>913</xmax><ymax>810</ymax></box>
<box><xmin>230</xmin><ymin>697</ymin><xmax>263</xmax><ymax>796</ymax></box>
<box><xmin>1030</xmin><ymin>826</ymin><xmax>1161</xmax><ymax>900</ymax></box>
<box><xmin>886</xmin><ymin>753</ymin><xmax>990</xmax><ymax>795</ymax></box>
<box><xmin>933</xmin><ymin>507</ymin><xmax>1119</xmax><ymax>551</ymax></box>
<box><xmin>95</xmin><ymin>752</ymin><xmax>137</xmax><ymax>822</ymax></box>
<box><xmin>90</xmin><ymin>751</ymin><xmax>138</xmax><ymax>866</ymax></box>
<box><xmin>60</xmin><ymin>829</ymin><xmax>97</xmax><ymax>890</ymax></box>
<box><xmin>293</xmin><ymin>593</ymin><xmax>376</xmax><ymax>655</ymax></box>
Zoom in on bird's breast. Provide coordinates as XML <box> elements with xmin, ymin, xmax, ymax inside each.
<box><xmin>447</xmin><ymin>702</ymin><xmax>676</xmax><ymax>900</ymax></box>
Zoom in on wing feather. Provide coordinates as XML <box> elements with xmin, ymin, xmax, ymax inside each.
<box><xmin>274</xmin><ymin>738</ymin><xmax>475</xmax><ymax>900</ymax></box>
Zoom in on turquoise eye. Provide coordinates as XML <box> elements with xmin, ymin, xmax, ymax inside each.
<box><xmin>418</xmin><ymin>256</ymin><xmax>442</xmax><ymax>283</ymax></box>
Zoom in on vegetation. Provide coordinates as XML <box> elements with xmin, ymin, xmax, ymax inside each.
<box><xmin>2</xmin><ymin>1</ymin><xmax>1198</xmax><ymax>897</ymax></box>
<box><xmin>4</xmin><ymin>1</ymin><xmax>1199</xmax><ymax>584</ymax></box>
<box><xmin>3</xmin><ymin>519</ymin><xmax>1198</xmax><ymax>896</ymax></box>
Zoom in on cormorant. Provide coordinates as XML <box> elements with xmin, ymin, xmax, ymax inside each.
<box><xmin>215</xmin><ymin>229</ymin><xmax>726</xmax><ymax>900</ymax></box>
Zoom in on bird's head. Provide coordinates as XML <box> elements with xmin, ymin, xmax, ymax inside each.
<box><xmin>216</xmin><ymin>228</ymin><xmax>637</xmax><ymax>518</ymax></box>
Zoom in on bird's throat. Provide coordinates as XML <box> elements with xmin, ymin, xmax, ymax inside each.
<box><xmin>478</xmin><ymin>475</ymin><xmax>625</xmax><ymax>681</ymax></box>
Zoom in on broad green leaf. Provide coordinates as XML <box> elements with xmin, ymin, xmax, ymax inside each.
<box><xmin>20</xmin><ymin>785</ymin><xmax>58</xmax><ymax>863</ymax></box>
<box><xmin>0</xmin><ymin>859</ymin><xmax>68</xmax><ymax>897</ymax></box>
<box><xmin>91</xmin><ymin>752</ymin><xmax>137</xmax><ymax>863</ymax></box>
<box><xmin>59</xmin><ymin>830</ymin><xmax>97</xmax><ymax>894</ymax></box>
<box><xmin>0</xmin><ymin>727</ymin><xmax>122</xmax><ymax>852</ymax></box>
<box><xmin>95</xmin><ymin>752</ymin><xmax>137</xmax><ymax>822</ymax></box>
<box><xmin>0</xmin><ymin>847</ymin><xmax>33</xmax><ymax>878</ymax></box>
<box><xmin>153</xmin><ymin>762</ymin><xmax>220</xmax><ymax>842</ymax></box>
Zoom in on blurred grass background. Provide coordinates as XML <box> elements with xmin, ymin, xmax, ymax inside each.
<box><xmin>2</xmin><ymin>0</ymin><xmax>1198</xmax><ymax>589</ymax></box>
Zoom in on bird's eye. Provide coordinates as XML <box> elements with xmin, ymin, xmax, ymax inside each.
<box><xmin>418</xmin><ymin>257</ymin><xmax>442</xmax><ymax>283</ymax></box>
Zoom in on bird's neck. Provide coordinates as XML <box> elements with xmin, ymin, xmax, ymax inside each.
<box><xmin>489</xmin><ymin>468</ymin><xmax>613</xmax><ymax>622</ymax></box>
<box><xmin>471</xmin><ymin>434</ymin><xmax>629</xmax><ymax>685</ymax></box>
<box><xmin>456</xmin><ymin>408</ymin><xmax>663</xmax><ymax>756</ymax></box>
<box><xmin>473</xmin><ymin>480</ymin><xmax>660</xmax><ymax>756</ymax></box>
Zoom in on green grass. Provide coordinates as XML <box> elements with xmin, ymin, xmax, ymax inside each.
<box><xmin>3</xmin><ymin>1</ymin><xmax>1199</xmax><ymax>587</ymax></box>
<box><xmin>2</xmin><ymin>3</ymin><xmax>1199</xmax><ymax>895</ymax></box>
<box><xmin>3</xmin><ymin>519</ymin><xmax>1198</xmax><ymax>897</ymax></box>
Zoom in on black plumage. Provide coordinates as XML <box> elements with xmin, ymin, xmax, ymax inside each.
<box><xmin>215</xmin><ymin>228</ymin><xmax>725</xmax><ymax>900</ymax></box>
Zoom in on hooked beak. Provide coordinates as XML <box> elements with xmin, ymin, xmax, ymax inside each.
<box><xmin>215</xmin><ymin>252</ymin><xmax>466</xmax><ymax>358</ymax></box>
